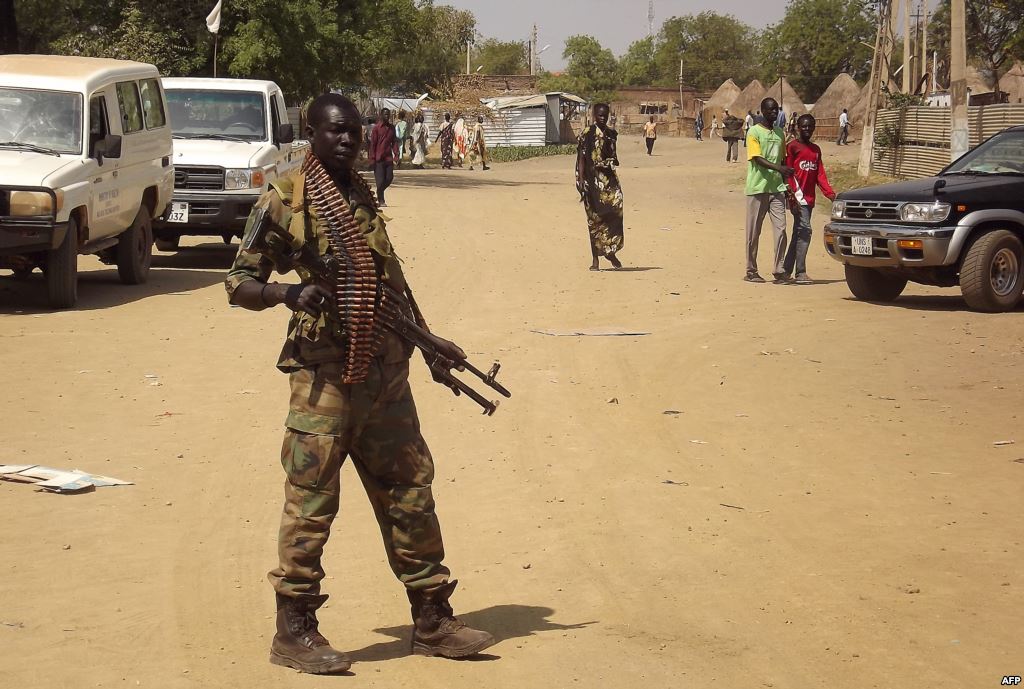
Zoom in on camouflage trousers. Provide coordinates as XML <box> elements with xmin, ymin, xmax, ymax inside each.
<box><xmin>268</xmin><ymin>358</ymin><xmax>450</xmax><ymax>603</ymax></box>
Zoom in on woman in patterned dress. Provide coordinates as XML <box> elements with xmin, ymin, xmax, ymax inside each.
<box><xmin>576</xmin><ymin>102</ymin><xmax>624</xmax><ymax>270</ymax></box>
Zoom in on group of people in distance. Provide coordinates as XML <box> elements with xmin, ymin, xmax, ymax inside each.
<box><xmin>366</xmin><ymin>108</ymin><xmax>489</xmax><ymax>206</ymax></box>
<box><xmin>575</xmin><ymin>97</ymin><xmax>837</xmax><ymax>282</ymax></box>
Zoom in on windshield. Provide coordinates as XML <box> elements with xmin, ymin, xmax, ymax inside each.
<box><xmin>165</xmin><ymin>89</ymin><xmax>267</xmax><ymax>141</ymax></box>
<box><xmin>944</xmin><ymin>130</ymin><xmax>1024</xmax><ymax>175</ymax></box>
<box><xmin>0</xmin><ymin>88</ymin><xmax>83</xmax><ymax>154</ymax></box>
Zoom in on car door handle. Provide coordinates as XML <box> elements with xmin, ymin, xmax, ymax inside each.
<box><xmin>112</xmin><ymin>171</ymin><xmax>118</xmax><ymax>178</ymax></box>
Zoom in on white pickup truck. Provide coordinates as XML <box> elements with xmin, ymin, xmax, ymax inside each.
<box><xmin>154</xmin><ymin>78</ymin><xmax>309</xmax><ymax>250</ymax></box>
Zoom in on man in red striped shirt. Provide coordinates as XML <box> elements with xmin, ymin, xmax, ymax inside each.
<box><xmin>369</xmin><ymin>108</ymin><xmax>399</xmax><ymax>206</ymax></box>
<box><xmin>781</xmin><ymin>114</ymin><xmax>836</xmax><ymax>284</ymax></box>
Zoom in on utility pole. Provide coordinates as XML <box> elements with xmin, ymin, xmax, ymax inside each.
<box><xmin>883</xmin><ymin>0</ymin><xmax>899</xmax><ymax>91</ymax></box>
<box><xmin>678</xmin><ymin>59</ymin><xmax>684</xmax><ymax>123</ymax></box>
<box><xmin>467</xmin><ymin>39</ymin><xmax>471</xmax><ymax>75</ymax></box>
<box><xmin>648</xmin><ymin>1</ymin><xmax>655</xmax><ymax>39</ymax></box>
<box><xmin>530</xmin><ymin>24</ymin><xmax>538</xmax><ymax>76</ymax></box>
<box><xmin>950</xmin><ymin>0</ymin><xmax>968</xmax><ymax>161</ymax></box>
<box><xmin>921</xmin><ymin>3</ymin><xmax>929</xmax><ymax>92</ymax></box>
<box><xmin>858</xmin><ymin>0</ymin><xmax>890</xmax><ymax>177</ymax></box>
<box><xmin>902</xmin><ymin>0</ymin><xmax>912</xmax><ymax>93</ymax></box>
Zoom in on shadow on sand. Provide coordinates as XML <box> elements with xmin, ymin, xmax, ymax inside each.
<box><xmin>346</xmin><ymin>603</ymin><xmax>595</xmax><ymax>663</ymax></box>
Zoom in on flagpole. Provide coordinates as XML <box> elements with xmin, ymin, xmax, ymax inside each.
<box><xmin>213</xmin><ymin>33</ymin><xmax>218</xmax><ymax>78</ymax></box>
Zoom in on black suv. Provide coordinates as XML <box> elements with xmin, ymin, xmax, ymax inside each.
<box><xmin>824</xmin><ymin>125</ymin><xmax>1024</xmax><ymax>312</ymax></box>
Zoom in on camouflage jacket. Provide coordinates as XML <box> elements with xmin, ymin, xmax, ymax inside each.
<box><xmin>225</xmin><ymin>172</ymin><xmax>411</xmax><ymax>372</ymax></box>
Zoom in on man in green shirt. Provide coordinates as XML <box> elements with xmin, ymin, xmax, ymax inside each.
<box><xmin>744</xmin><ymin>97</ymin><xmax>794</xmax><ymax>283</ymax></box>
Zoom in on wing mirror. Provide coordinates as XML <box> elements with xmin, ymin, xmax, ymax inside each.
<box><xmin>93</xmin><ymin>134</ymin><xmax>122</xmax><ymax>164</ymax></box>
<box><xmin>276</xmin><ymin>123</ymin><xmax>295</xmax><ymax>145</ymax></box>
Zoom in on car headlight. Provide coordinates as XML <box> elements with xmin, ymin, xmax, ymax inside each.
<box><xmin>9</xmin><ymin>189</ymin><xmax>62</xmax><ymax>216</ymax></box>
<box><xmin>831</xmin><ymin>200</ymin><xmax>846</xmax><ymax>219</ymax></box>
<box><xmin>224</xmin><ymin>168</ymin><xmax>266</xmax><ymax>190</ymax></box>
<box><xmin>900</xmin><ymin>202</ymin><xmax>951</xmax><ymax>222</ymax></box>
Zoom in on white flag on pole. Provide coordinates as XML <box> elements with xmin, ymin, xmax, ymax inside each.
<box><xmin>206</xmin><ymin>1</ymin><xmax>222</xmax><ymax>34</ymax></box>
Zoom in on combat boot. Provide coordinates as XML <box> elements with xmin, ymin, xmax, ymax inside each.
<box><xmin>408</xmin><ymin>580</ymin><xmax>496</xmax><ymax>658</ymax></box>
<box><xmin>270</xmin><ymin>594</ymin><xmax>352</xmax><ymax>674</ymax></box>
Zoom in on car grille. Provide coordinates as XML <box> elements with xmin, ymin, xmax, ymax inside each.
<box><xmin>188</xmin><ymin>202</ymin><xmax>220</xmax><ymax>216</ymax></box>
<box><xmin>844</xmin><ymin>200</ymin><xmax>901</xmax><ymax>221</ymax></box>
<box><xmin>175</xmin><ymin>166</ymin><xmax>224</xmax><ymax>191</ymax></box>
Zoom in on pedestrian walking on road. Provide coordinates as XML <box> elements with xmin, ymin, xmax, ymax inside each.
<box><xmin>781</xmin><ymin>114</ymin><xmax>836</xmax><ymax>284</ymax></box>
<box><xmin>410</xmin><ymin>113</ymin><xmax>429</xmax><ymax>168</ymax></box>
<box><xmin>394</xmin><ymin>110</ymin><xmax>409</xmax><ymax>163</ymax></box>
<box><xmin>437</xmin><ymin>113</ymin><xmax>455</xmax><ymax>169</ymax></box>
<box><xmin>722</xmin><ymin>109</ymin><xmax>744</xmax><ymax>163</ymax></box>
<box><xmin>743</xmin><ymin>97</ymin><xmax>794</xmax><ymax>284</ymax></box>
<box><xmin>467</xmin><ymin>115</ymin><xmax>489</xmax><ymax>171</ymax></box>
<box><xmin>710</xmin><ymin>114</ymin><xmax>720</xmax><ymax>138</ymax></box>
<box><xmin>369</xmin><ymin>108</ymin><xmax>398</xmax><ymax>206</ymax></box>
<box><xmin>225</xmin><ymin>93</ymin><xmax>496</xmax><ymax>675</ymax></box>
<box><xmin>643</xmin><ymin>116</ymin><xmax>658</xmax><ymax>155</ymax></box>
<box><xmin>836</xmin><ymin>108</ymin><xmax>850</xmax><ymax>145</ymax></box>
<box><xmin>576</xmin><ymin>102</ymin><xmax>624</xmax><ymax>271</ymax></box>
<box><xmin>743</xmin><ymin>110</ymin><xmax>754</xmax><ymax>147</ymax></box>
<box><xmin>695</xmin><ymin>112</ymin><xmax>704</xmax><ymax>141</ymax></box>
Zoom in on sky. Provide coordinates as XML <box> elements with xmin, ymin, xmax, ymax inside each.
<box><xmin>440</xmin><ymin>0</ymin><xmax>793</xmax><ymax>71</ymax></box>
<box><xmin>439</xmin><ymin>0</ymin><xmax>942</xmax><ymax>72</ymax></box>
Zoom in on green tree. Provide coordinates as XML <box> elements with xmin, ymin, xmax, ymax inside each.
<box><xmin>392</xmin><ymin>4</ymin><xmax>476</xmax><ymax>90</ymax></box>
<box><xmin>653</xmin><ymin>12</ymin><xmax>759</xmax><ymax>92</ymax></box>
<box><xmin>539</xmin><ymin>35</ymin><xmax>619</xmax><ymax>101</ymax></box>
<box><xmin>473</xmin><ymin>38</ymin><xmax>528</xmax><ymax>75</ymax></box>
<box><xmin>619</xmin><ymin>36</ymin><xmax>659</xmax><ymax>86</ymax></box>
<box><xmin>49</xmin><ymin>1</ymin><xmax>204</xmax><ymax>76</ymax></box>
<box><xmin>758</xmin><ymin>0</ymin><xmax>874</xmax><ymax>102</ymax></box>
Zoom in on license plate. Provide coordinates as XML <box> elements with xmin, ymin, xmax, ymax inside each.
<box><xmin>167</xmin><ymin>202</ymin><xmax>189</xmax><ymax>223</ymax></box>
<box><xmin>851</xmin><ymin>236</ymin><xmax>873</xmax><ymax>256</ymax></box>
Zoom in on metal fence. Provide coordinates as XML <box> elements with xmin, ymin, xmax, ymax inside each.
<box><xmin>873</xmin><ymin>104</ymin><xmax>1024</xmax><ymax>178</ymax></box>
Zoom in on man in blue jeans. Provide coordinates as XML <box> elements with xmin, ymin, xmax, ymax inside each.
<box><xmin>782</xmin><ymin>114</ymin><xmax>837</xmax><ymax>284</ymax></box>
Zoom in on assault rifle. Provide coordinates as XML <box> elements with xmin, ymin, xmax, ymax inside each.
<box><xmin>242</xmin><ymin>207</ymin><xmax>511</xmax><ymax>415</ymax></box>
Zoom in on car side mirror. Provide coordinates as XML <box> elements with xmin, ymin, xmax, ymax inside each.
<box><xmin>93</xmin><ymin>134</ymin><xmax>122</xmax><ymax>164</ymax></box>
<box><xmin>277</xmin><ymin>123</ymin><xmax>294</xmax><ymax>145</ymax></box>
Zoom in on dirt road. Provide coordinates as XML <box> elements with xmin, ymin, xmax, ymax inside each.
<box><xmin>1</xmin><ymin>135</ymin><xmax>1021</xmax><ymax>688</ymax></box>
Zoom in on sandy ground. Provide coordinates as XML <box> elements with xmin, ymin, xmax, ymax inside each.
<box><xmin>1</xmin><ymin>135</ymin><xmax>1022</xmax><ymax>689</ymax></box>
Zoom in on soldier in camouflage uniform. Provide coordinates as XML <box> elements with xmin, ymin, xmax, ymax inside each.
<box><xmin>225</xmin><ymin>93</ymin><xmax>495</xmax><ymax>675</ymax></box>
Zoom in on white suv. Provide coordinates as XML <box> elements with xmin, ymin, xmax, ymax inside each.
<box><xmin>0</xmin><ymin>55</ymin><xmax>174</xmax><ymax>308</ymax></box>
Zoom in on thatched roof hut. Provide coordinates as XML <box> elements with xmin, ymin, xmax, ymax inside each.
<box><xmin>730</xmin><ymin>79</ymin><xmax>767</xmax><ymax>117</ymax></box>
<box><xmin>848</xmin><ymin>83</ymin><xmax>872</xmax><ymax>127</ymax></box>
<box><xmin>812</xmin><ymin>73</ymin><xmax>862</xmax><ymax>120</ymax></box>
<box><xmin>764</xmin><ymin>77</ymin><xmax>806</xmax><ymax>120</ymax></box>
<box><xmin>701</xmin><ymin>78</ymin><xmax>741</xmax><ymax>123</ymax></box>
<box><xmin>1004</xmin><ymin>62</ymin><xmax>1024</xmax><ymax>104</ymax></box>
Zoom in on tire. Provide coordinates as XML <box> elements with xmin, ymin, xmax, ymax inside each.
<box><xmin>12</xmin><ymin>267</ymin><xmax>33</xmax><ymax>279</ymax></box>
<box><xmin>117</xmin><ymin>206</ymin><xmax>153</xmax><ymax>285</ymax></box>
<box><xmin>46</xmin><ymin>217</ymin><xmax>78</xmax><ymax>309</ymax></box>
<box><xmin>960</xmin><ymin>229</ymin><xmax>1024</xmax><ymax>312</ymax></box>
<box><xmin>155</xmin><ymin>234</ymin><xmax>180</xmax><ymax>252</ymax></box>
<box><xmin>844</xmin><ymin>264</ymin><xmax>908</xmax><ymax>302</ymax></box>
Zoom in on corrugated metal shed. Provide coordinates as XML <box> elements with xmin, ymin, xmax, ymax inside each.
<box><xmin>482</xmin><ymin>107</ymin><xmax>548</xmax><ymax>147</ymax></box>
<box><xmin>479</xmin><ymin>92</ymin><xmax>586</xmax><ymax>147</ymax></box>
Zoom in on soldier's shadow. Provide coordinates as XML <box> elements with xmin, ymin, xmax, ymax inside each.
<box><xmin>348</xmin><ymin>604</ymin><xmax>594</xmax><ymax>662</ymax></box>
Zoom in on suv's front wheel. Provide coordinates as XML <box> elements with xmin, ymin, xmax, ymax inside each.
<box><xmin>844</xmin><ymin>265</ymin><xmax>908</xmax><ymax>302</ymax></box>
<box><xmin>46</xmin><ymin>217</ymin><xmax>78</xmax><ymax>309</ymax></box>
<box><xmin>117</xmin><ymin>206</ymin><xmax>153</xmax><ymax>284</ymax></box>
<box><xmin>960</xmin><ymin>229</ymin><xmax>1024</xmax><ymax>312</ymax></box>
